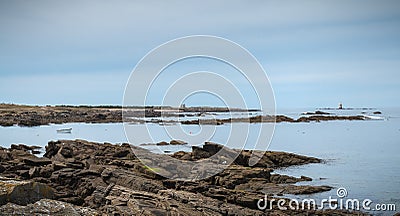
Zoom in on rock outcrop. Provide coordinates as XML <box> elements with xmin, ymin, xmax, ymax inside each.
<box><xmin>0</xmin><ymin>140</ymin><xmax>367</xmax><ymax>215</ymax></box>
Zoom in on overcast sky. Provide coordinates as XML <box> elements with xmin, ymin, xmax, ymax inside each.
<box><xmin>1</xmin><ymin>0</ymin><xmax>400</xmax><ymax>109</ymax></box>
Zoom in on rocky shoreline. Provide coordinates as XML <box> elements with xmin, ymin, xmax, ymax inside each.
<box><xmin>0</xmin><ymin>104</ymin><xmax>124</xmax><ymax>127</ymax></box>
<box><xmin>180</xmin><ymin>114</ymin><xmax>365</xmax><ymax>125</ymax></box>
<box><xmin>0</xmin><ymin>139</ymin><xmax>367</xmax><ymax>215</ymax></box>
<box><xmin>0</xmin><ymin>104</ymin><xmax>367</xmax><ymax>127</ymax></box>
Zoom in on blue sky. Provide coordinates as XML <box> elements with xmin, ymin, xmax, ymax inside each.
<box><xmin>1</xmin><ymin>0</ymin><xmax>400</xmax><ymax>109</ymax></box>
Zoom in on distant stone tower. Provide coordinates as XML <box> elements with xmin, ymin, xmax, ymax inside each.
<box><xmin>338</xmin><ymin>103</ymin><xmax>343</xmax><ymax>109</ymax></box>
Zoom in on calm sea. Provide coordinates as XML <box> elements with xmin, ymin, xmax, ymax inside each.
<box><xmin>0</xmin><ymin>107</ymin><xmax>399</xmax><ymax>215</ymax></box>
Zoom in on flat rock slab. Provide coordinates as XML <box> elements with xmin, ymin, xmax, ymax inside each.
<box><xmin>23</xmin><ymin>157</ymin><xmax>52</xmax><ymax>166</ymax></box>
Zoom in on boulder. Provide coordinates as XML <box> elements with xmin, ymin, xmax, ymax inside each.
<box><xmin>112</xmin><ymin>149</ymin><xmax>130</xmax><ymax>158</ymax></box>
<box><xmin>44</xmin><ymin>141</ymin><xmax>61</xmax><ymax>158</ymax></box>
<box><xmin>0</xmin><ymin>177</ymin><xmax>54</xmax><ymax>205</ymax></box>
<box><xmin>10</xmin><ymin>144</ymin><xmax>31</xmax><ymax>151</ymax></box>
<box><xmin>60</xmin><ymin>146</ymin><xmax>73</xmax><ymax>158</ymax></box>
<box><xmin>192</xmin><ymin>146</ymin><xmax>212</xmax><ymax>159</ymax></box>
<box><xmin>203</xmin><ymin>141</ymin><xmax>223</xmax><ymax>154</ymax></box>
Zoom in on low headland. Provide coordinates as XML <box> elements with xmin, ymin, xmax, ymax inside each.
<box><xmin>0</xmin><ymin>104</ymin><xmax>369</xmax><ymax>127</ymax></box>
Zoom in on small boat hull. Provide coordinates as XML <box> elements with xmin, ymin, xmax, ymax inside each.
<box><xmin>57</xmin><ymin>128</ymin><xmax>72</xmax><ymax>133</ymax></box>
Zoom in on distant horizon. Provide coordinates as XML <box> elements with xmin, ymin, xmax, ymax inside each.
<box><xmin>1</xmin><ymin>102</ymin><xmax>397</xmax><ymax>110</ymax></box>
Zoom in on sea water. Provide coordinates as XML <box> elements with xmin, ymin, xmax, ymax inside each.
<box><xmin>0</xmin><ymin>108</ymin><xmax>399</xmax><ymax>215</ymax></box>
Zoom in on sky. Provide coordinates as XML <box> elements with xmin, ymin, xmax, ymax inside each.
<box><xmin>1</xmin><ymin>0</ymin><xmax>400</xmax><ymax>109</ymax></box>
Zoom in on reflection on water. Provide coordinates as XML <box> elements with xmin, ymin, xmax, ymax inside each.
<box><xmin>0</xmin><ymin>108</ymin><xmax>399</xmax><ymax>214</ymax></box>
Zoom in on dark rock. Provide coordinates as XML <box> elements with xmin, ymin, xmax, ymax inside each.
<box><xmin>30</xmin><ymin>145</ymin><xmax>42</xmax><ymax>150</ymax></box>
<box><xmin>112</xmin><ymin>149</ymin><xmax>130</xmax><ymax>158</ymax></box>
<box><xmin>301</xmin><ymin>175</ymin><xmax>313</xmax><ymax>181</ymax></box>
<box><xmin>9</xmin><ymin>149</ymin><xmax>33</xmax><ymax>159</ymax></box>
<box><xmin>38</xmin><ymin>165</ymin><xmax>55</xmax><ymax>178</ymax></box>
<box><xmin>66</xmin><ymin>161</ymin><xmax>85</xmax><ymax>169</ymax></box>
<box><xmin>192</xmin><ymin>146</ymin><xmax>212</xmax><ymax>159</ymax></box>
<box><xmin>94</xmin><ymin>113</ymin><xmax>107</xmax><ymax>119</ymax></box>
<box><xmin>76</xmin><ymin>169</ymin><xmax>101</xmax><ymax>177</ymax></box>
<box><xmin>0</xmin><ymin>177</ymin><xmax>55</xmax><ymax>205</ymax></box>
<box><xmin>10</xmin><ymin>144</ymin><xmax>31</xmax><ymax>151</ymax></box>
<box><xmin>23</xmin><ymin>157</ymin><xmax>52</xmax><ymax>166</ymax></box>
<box><xmin>60</xmin><ymin>146</ymin><xmax>73</xmax><ymax>158</ymax></box>
<box><xmin>17</xmin><ymin>169</ymin><xmax>30</xmax><ymax>178</ymax></box>
<box><xmin>169</xmin><ymin>140</ymin><xmax>187</xmax><ymax>145</ymax></box>
<box><xmin>5</xmin><ymin>162</ymin><xmax>30</xmax><ymax>172</ymax></box>
<box><xmin>44</xmin><ymin>141</ymin><xmax>61</xmax><ymax>158</ymax></box>
<box><xmin>302</xmin><ymin>111</ymin><xmax>330</xmax><ymax>115</ymax></box>
<box><xmin>172</xmin><ymin>142</ymin><xmax>322</xmax><ymax>170</ymax></box>
<box><xmin>156</xmin><ymin>141</ymin><xmax>169</xmax><ymax>146</ymax></box>
<box><xmin>270</xmin><ymin>174</ymin><xmax>312</xmax><ymax>184</ymax></box>
<box><xmin>247</xmin><ymin>151</ymin><xmax>321</xmax><ymax>168</ymax></box>
<box><xmin>296</xmin><ymin>115</ymin><xmax>365</xmax><ymax>122</ymax></box>
<box><xmin>203</xmin><ymin>141</ymin><xmax>223</xmax><ymax>154</ymax></box>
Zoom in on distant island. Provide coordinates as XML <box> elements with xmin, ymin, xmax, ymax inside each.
<box><xmin>0</xmin><ymin>103</ymin><xmax>378</xmax><ymax>127</ymax></box>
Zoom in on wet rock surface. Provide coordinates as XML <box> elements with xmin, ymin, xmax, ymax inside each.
<box><xmin>0</xmin><ymin>140</ymin><xmax>367</xmax><ymax>215</ymax></box>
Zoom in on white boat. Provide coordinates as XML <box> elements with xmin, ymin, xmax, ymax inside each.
<box><xmin>56</xmin><ymin>128</ymin><xmax>72</xmax><ymax>133</ymax></box>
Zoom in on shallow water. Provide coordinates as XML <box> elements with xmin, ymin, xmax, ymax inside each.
<box><xmin>269</xmin><ymin>108</ymin><xmax>400</xmax><ymax>215</ymax></box>
<box><xmin>0</xmin><ymin>108</ymin><xmax>399</xmax><ymax>215</ymax></box>
<box><xmin>271</xmin><ymin>120</ymin><xmax>400</xmax><ymax>215</ymax></box>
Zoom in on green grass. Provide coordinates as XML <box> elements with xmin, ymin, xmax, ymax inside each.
<box><xmin>143</xmin><ymin>165</ymin><xmax>161</xmax><ymax>173</ymax></box>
